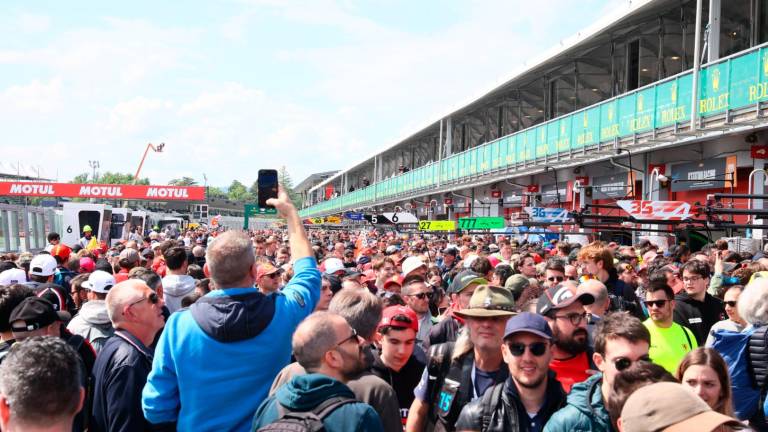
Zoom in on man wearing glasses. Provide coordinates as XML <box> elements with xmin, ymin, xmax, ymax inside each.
<box><xmin>402</xmin><ymin>275</ymin><xmax>436</xmax><ymax>351</ymax></box>
<box><xmin>676</xmin><ymin>260</ymin><xmax>725</xmax><ymax>342</ymax></box>
<box><xmin>642</xmin><ymin>282</ymin><xmax>697</xmax><ymax>374</ymax></box>
<box><xmin>537</xmin><ymin>283</ymin><xmax>595</xmax><ymax>393</ymax></box>
<box><xmin>544</xmin><ymin>312</ymin><xmax>650</xmax><ymax>432</ymax></box>
<box><xmin>543</xmin><ymin>259</ymin><xmax>567</xmax><ymax>288</ymax></box>
<box><xmin>455</xmin><ymin>312</ymin><xmax>567</xmax><ymax>432</ymax></box>
<box><xmin>92</xmin><ymin>279</ymin><xmax>166</xmax><ymax>432</ymax></box>
<box><xmin>255</xmin><ymin>262</ymin><xmax>284</xmax><ymax>295</ymax></box>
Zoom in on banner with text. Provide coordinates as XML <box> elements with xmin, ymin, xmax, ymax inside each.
<box><xmin>0</xmin><ymin>182</ymin><xmax>206</xmax><ymax>201</ymax></box>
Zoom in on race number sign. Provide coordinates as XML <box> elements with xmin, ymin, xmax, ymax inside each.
<box><xmin>325</xmin><ymin>216</ymin><xmax>342</xmax><ymax>224</ymax></box>
<box><xmin>617</xmin><ymin>200</ymin><xmax>692</xmax><ymax>221</ymax></box>
<box><xmin>524</xmin><ymin>207</ymin><xmax>572</xmax><ymax>223</ymax></box>
<box><xmin>364</xmin><ymin>212</ymin><xmax>419</xmax><ymax>225</ymax></box>
<box><xmin>457</xmin><ymin>217</ymin><xmax>505</xmax><ymax>230</ymax></box>
<box><xmin>418</xmin><ymin>220</ymin><xmax>456</xmax><ymax>231</ymax></box>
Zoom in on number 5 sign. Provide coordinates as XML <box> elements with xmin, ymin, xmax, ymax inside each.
<box><xmin>617</xmin><ymin>200</ymin><xmax>692</xmax><ymax>221</ymax></box>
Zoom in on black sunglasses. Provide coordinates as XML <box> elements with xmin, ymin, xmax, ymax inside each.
<box><xmin>547</xmin><ymin>276</ymin><xmax>565</xmax><ymax>282</ymax></box>
<box><xmin>644</xmin><ymin>299</ymin><xmax>669</xmax><ymax>308</ymax></box>
<box><xmin>128</xmin><ymin>292</ymin><xmax>159</xmax><ymax>308</ymax></box>
<box><xmin>507</xmin><ymin>341</ymin><xmax>548</xmax><ymax>357</ymax></box>
<box><xmin>613</xmin><ymin>355</ymin><xmax>651</xmax><ymax>371</ymax></box>
<box><xmin>724</xmin><ymin>301</ymin><xmax>738</xmax><ymax>307</ymax></box>
<box><xmin>409</xmin><ymin>292</ymin><xmax>433</xmax><ymax>300</ymax></box>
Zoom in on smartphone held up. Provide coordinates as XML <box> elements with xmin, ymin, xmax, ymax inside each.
<box><xmin>257</xmin><ymin>169</ymin><xmax>278</xmax><ymax>214</ymax></box>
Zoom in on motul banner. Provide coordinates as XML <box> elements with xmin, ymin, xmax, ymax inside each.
<box><xmin>0</xmin><ymin>182</ymin><xmax>206</xmax><ymax>201</ymax></box>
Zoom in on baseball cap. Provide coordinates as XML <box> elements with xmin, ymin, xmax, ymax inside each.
<box><xmin>383</xmin><ymin>276</ymin><xmax>403</xmax><ymax>291</ymax></box>
<box><xmin>50</xmin><ymin>244</ymin><xmax>72</xmax><ymax>262</ymax></box>
<box><xmin>537</xmin><ymin>283</ymin><xmax>594</xmax><ymax>316</ymax></box>
<box><xmin>503</xmin><ymin>312</ymin><xmax>553</xmax><ymax>340</ymax></box>
<box><xmin>378</xmin><ymin>305</ymin><xmax>419</xmax><ymax>332</ymax></box>
<box><xmin>256</xmin><ymin>263</ymin><xmax>282</xmax><ymax>280</ymax></box>
<box><xmin>454</xmin><ymin>285</ymin><xmax>516</xmax><ymax>318</ymax></box>
<box><xmin>442</xmin><ymin>247</ymin><xmax>458</xmax><ymax>256</ymax></box>
<box><xmin>0</xmin><ymin>268</ymin><xmax>27</xmax><ymax>285</ymax></box>
<box><xmin>504</xmin><ymin>274</ymin><xmax>530</xmax><ymax>299</ymax></box>
<box><xmin>82</xmin><ymin>270</ymin><xmax>116</xmax><ymax>294</ymax></box>
<box><xmin>402</xmin><ymin>256</ymin><xmax>427</xmax><ymax>277</ymax></box>
<box><xmin>448</xmin><ymin>271</ymin><xmax>488</xmax><ymax>294</ymax></box>
<box><xmin>118</xmin><ymin>248</ymin><xmax>140</xmax><ymax>265</ymax></box>
<box><xmin>9</xmin><ymin>297</ymin><xmax>69</xmax><ymax>332</ymax></box>
<box><xmin>82</xmin><ymin>225</ymin><xmax>93</xmax><ymax>232</ymax></box>
<box><xmin>323</xmin><ymin>258</ymin><xmax>345</xmax><ymax>275</ymax></box>
<box><xmin>79</xmin><ymin>257</ymin><xmax>96</xmax><ymax>273</ymax></box>
<box><xmin>29</xmin><ymin>254</ymin><xmax>57</xmax><ymax>277</ymax></box>
<box><xmin>385</xmin><ymin>245</ymin><xmax>400</xmax><ymax>255</ymax></box>
<box><xmin>621</xmin><ymin>382</ymin><xmax>741</xmax><ymax>432</ymax></box>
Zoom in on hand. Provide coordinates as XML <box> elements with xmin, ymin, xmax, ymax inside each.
<box><xmin>265</xmin><ymin>185</ymin><xmax>296</xmax><ymax>219</ymax></box>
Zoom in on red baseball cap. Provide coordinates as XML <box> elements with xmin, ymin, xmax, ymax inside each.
<box><xmin>383</xmin><ymin>276</ymin><xmax>403</xmax><ymax>290</ymax></box>
<box><xmin>378</xmin><ymin>305</ymin><xmax>419</xmax><ymax>332</ymax></box>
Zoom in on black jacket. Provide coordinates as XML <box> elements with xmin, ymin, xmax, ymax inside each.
<box><xmin>455</xmin><ymin>372</ymin><xmax>566</xmax><ymax>432</ymax></box>
<box><xmin>604</xmin><ymin>270</ymin><xmax>644</xmax><ymax>320</ymax></box>
<box><xmin>429</xmin><ymin>315</ymin><xmax>462</xmax><ymax>346</ymax></box>
<box><xmin>91</xmin><ymin>329</ymin><xmax>154</xmax><ymax>432</ymax></box>
<box><xmin>370</xmin><ymin>348</ymin><xmax>426</xmax><ymax>425</ymax></box>
<box><xmin>675</xmin><ymin>291</ymin><xmax>726</xmax><ymax>340</ymax></box>
<box><xmin>672</xmin><ymin>297</ymin><xmax>707</xmax><ymax>345</ymax></box>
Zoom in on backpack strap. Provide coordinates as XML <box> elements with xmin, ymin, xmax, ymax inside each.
<box><xmin>310</xmin><ymin>396</ymin><xmax>357</xmax><ymax>420</ymax></box>
<box><xmin>480</xmin><ymin>382</ymin><xmax>504</xmax><ymax>432</ymax></box>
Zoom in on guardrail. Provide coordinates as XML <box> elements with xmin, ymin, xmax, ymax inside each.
<box><xmin>300</xmin><ymin>42</ymin><xmax>768</xmax><ymax>218</ymax></box>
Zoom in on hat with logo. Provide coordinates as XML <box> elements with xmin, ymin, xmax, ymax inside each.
<box><xmin>9</xmin><ymin>297</ymin><xmax>70</xmax><ymax>332</ymax></box>
<box><xmin>402</xmin><ymin>256</ymin><xmax>427</xmax><ymax>278</ymax></box>
<box><xmin>29</xmin><ymin>254</ymin><xmax>57</xmax><ymax>277</ymax></box>
<box><xmin>323</xmin><ymin>258</ymin><xmax>345</xmax><ymax>275</ymax></box>
<box><xmin>537</xmin><ymin>283</ymin><xmax>594</xmax><ymax>316</ymax></box>
<box><xmin>621</xmin><ymin>382</ymin><xmax>741</xmax><ymax>432</ymax></box>
<box><xmin>0</xmin><ymin>268</ymin><xmax>27</xmax><ymax>285</ymax></box>
<box><xmin>378</xmin><ymin>305</ymin><xmax>419</xmax><ymax>332</ymax></box>
<box><xmin>453</xmin><ymin>285</ymin><xmax>516</xmax><ymax>318</ymax></box>
<box><xmin>503</xmin><ymin>312</ymin><xmax>553</xmax><ymax>340</ymax></box>
<box><xmin>256</xmin><ymin>263</ymin><xmax>282</xmax><ymax>280</ymax></box>
<box><xmin>383</xmin><ymin>276</ymin><xmax>403</xmax><ymax>290</ymax></box>
<box><xmin>82</xmin><ymin>270</ymin><xmax>116</xmax><ymax>294</ymax></box>
<box><xmin>448</xmin><ymin>271</ymin><xmax>488</xmax><ymax>294</ymax></box>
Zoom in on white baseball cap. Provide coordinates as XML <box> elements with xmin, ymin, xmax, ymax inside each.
<box><xmin>0</xmin><ymin>268</ymin><xmax>27</xmax><ymax>285</ymax></box>
<box><xmin>402</xmin><ymin>256</ymin><xmax>427</xmax><ymax>278</ymax></box>
<box><xmin>29</xmin><ymin>254</ymin><xmax>57</xmax><ymax>277</ymax></box>
<box><xmin>323</xmin><ymin>258</ymin><xmax>345</xmax><ymax>275</ymax></box>
<box><xmin>81</xmin><ymin>270</ymin><xmax>116</xmax><ymax>294</ymax></box>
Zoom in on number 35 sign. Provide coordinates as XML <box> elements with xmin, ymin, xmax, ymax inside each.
<box><xmin>617</xmin><ymin>200</ymin><xmax>692</xmax><ymax>221</ymax></box>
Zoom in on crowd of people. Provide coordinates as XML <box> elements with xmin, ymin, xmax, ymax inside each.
<box><xmin>0</xmin><ymin>189</ymin><xmax>767</xmax><ymax>431</ymax></box>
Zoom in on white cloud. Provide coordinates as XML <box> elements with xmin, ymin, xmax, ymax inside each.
<box><xmin>106</xmin><ymin>97</ymin><xmax>174</xmax><ymax>135</ymax></box>
<box><xmin>18</xmin><ymin>13</ymin><xmax>51</xmax><ymax>33</ymax></box>
<box><xmin>0</xmin><ymin>78</ymin><xmax>62</xmax><ymax>115</ymax></box>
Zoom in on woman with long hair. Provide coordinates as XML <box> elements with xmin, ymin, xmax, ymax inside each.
<box><xmin>676</xmin><ymin>347</ymin><xmax>735</xmax><ymax>417</ymax></box>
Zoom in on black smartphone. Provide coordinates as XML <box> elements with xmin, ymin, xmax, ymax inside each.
<box><xmin>258</xmin><ymin>169</ymin><xmax>279</xmax><ymax>209</ymax></box>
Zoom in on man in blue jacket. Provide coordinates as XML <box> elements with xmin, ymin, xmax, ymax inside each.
<box><xmin>142</xmin><ymin>187</ymin><xmax>321</xmax><ymax>432</ymax></box>
<box><xmin>91</xmin><ymin>279</ymin><xmax>166</xmax><ymax>432</ymax></box>
<box><xmin>251</xmin><ymin>311</ymin><xmax>384</xmax><ymax>432</ymax></box>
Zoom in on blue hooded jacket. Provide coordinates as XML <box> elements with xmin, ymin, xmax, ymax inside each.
<box><xmin>251</xmin><ymin>373</ymin><xmax>384</xmax><ymax>432</ymax></box>
<box><xmin>142</xmin><ymin>256</ymin><xmax>321</xmax><ymax>432</ymax></box>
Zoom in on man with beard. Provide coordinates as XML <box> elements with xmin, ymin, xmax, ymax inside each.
<box><xmin>406</xmin><ymin>286</ymin><xmax>515</xmax><ymax>432</ymax></box>
<box><xmin>455</xmin><ymin>312</ymin><xmax>567</xmax><ymax>432</ymax></box>
<box><xmin>252</xmin><ymin>312</ymin><xmax>384</xmax><ymax>432</ymax></box>
<box><xmin>537</xmin><ymin>283</ymin><xmax>595</xmax><ymax>393</ymax></box>
<box><xmin>543</xmin><ymin>312</ymin><xmax>651</xmax><ymax>432</ymax></box>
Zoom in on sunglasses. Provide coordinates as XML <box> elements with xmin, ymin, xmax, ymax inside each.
<box><xmin>265</xmin><ymin>272</ymin><xmax>281</xmax><ymax>279</ymax></box>
<box><xmin>724</xmin><ymin>301</ymin><xmax>738</xmax><ymax>307</ymax></box>
<box><xmin>644</xmin><ymin>299</ymin><xmax>669</xmax><ymax>308</ymax></box>
<box><xmin>409</xmin><ymin>292</ymin><xmax>433</xmax><ymax>300</ymax></box>
<box><xmin>613</xmin><ymin>355</ymin><xmax>652</xmax><ymax>371</ymax></box>
<box><xmin>128</xmin><ymin>292</ymin><xmax>159</xmax><ymax>308</ymax></box>
<box><xmin>547</xmin><ymin>276</ymin><xmax>565</xmax><ymax>282</ymax></box>
<box><xmin>554</xmin><ymin>312</ymin><xmax>587</xmax><ymax>326</ymax></box>
<box><xmin>507</xmin><ymin>341</ymin><xmax>548</xmax><ymax>357</ymax></box>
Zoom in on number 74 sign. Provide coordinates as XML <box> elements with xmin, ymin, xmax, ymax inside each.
<box><xmin>617</xmin><ymin>200</ymin><xmax>692</xmax><ymax>221</ymax></box>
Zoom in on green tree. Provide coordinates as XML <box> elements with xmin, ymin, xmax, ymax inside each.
<box><xmin>248</xmin><ymin>181</ymin><xmax>259</xmax><ymax>200</ymax></box>
<box><xmin>168</xmin><ymin>177</ymin><xmax>198</xmax><ymax>186</ymax></box>
<box><xmin>228</xmin><ymin>180</ymin><xmax>253</xmax><ymax>202</ymax></box>
<box><xmin>206</xmin><ymin>186</ymin><xmax>227</xmax><ymax>199</ymax></box>
<box><xmin>71</xmin><ymin>171</ymin><xmax>149</xmax><ymax>185</ymax></box>
<box><xmin>278</xmin><ymin>166</ymin><xmax>302</xmax><ymax>207</ymax></box>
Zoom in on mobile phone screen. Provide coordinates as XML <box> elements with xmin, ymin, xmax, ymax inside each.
<box><xmin>258</xmin><ymin>169</ymin><xmax>278</xmax><ymax>209</ymax></box>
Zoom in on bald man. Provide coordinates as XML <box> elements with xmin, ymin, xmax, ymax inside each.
<box><xmin>578</xmin><ymin>279</ymin><xmax>609</xmax><ymax>342</ymax></box>
<box><xmin>91</xmin><ymin>280</ymin><xmax>166</xmax><ymax>432</ymax></box>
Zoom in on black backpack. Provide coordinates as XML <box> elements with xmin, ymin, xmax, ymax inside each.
<box><xmin>256</xmin><ymin>396</ymin><xmax>356</xmax><ymax>432</ymax></box>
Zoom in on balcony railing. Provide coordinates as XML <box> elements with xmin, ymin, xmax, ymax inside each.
<box><xmin>300</xmin><ymin>42</ymin><xmax>768</xmax><ymax>218</ymax></box>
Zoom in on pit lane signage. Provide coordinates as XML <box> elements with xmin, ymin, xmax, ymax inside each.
<box><xmin>617</xmin><ymin>200</ymin><xmax>692</xmax><ymax>221</ymax></box>
<box><xmin>458</xmin><ymin>217</ymin><xmax>505</xmax><ymax>230</ymax></box>
<box><xmin>418</xmin><ymin>220</ymin><xmax>456</xmax><ymax>231</ymax></box>
<box><xmin>0</xmin><ymin>182</ymin><xmax>206</xmax><ymax>201</ymax></box>
<box><xmin>364</xmin><ymin>212</ymin><xmax>419</xmax><ymax>225</ymax></box>
<box><xmin>524</xmin><ymin>207</ymin><xmax>572</xmax><ymax>223</ymax></box>
<box><xmin>669</xmin><ymin>158</ymin><xmax>727</xmax><ymax>192</ymax></box>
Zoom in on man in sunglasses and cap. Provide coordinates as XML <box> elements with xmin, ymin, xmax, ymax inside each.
<box><xmin>401</xmin><ymin>275</ymin><xmax>436</xmax><ymax>351</ymax></box>
<box><xmin>92</xmin><ymin>279</ymin><xmax>166</xmax><ymax>432</ymax></box>
<box><xmin>406</xmin><ymin>285</ymin><xmax>515</xmax><ymax>432</ymax></box>
<box><xmin>543</xmin><ymin>312</ymin><xmax>650</xmax><ymax>432</ymax></box>
<box><xmin>455</xmin><ymin>312</ymin><xmax>567</xmax><ymax>432</ymax></box>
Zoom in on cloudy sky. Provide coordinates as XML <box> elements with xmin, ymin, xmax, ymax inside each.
<box><xmin>0</xmin><ymin>0</ymin><xmax>625</xmax><ymax>187</ymax></box>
